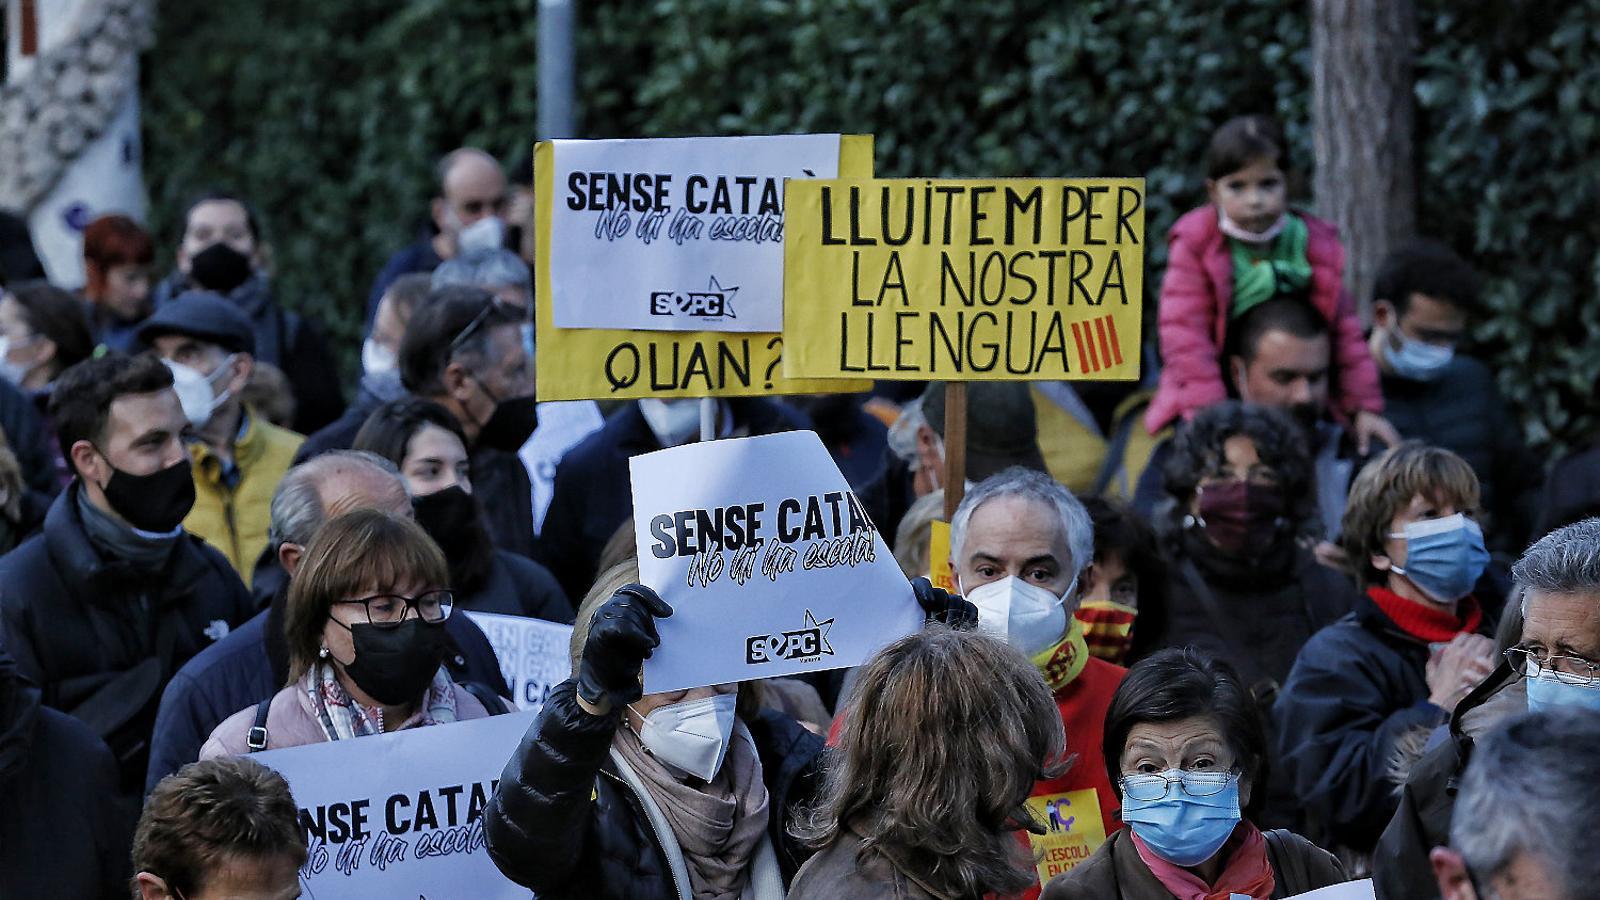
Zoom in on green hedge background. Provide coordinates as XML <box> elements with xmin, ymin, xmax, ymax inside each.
<box><xmin>141</xmin><ymin>0</ymin><xmax>1598</xmax><ymax>456</ymax></box>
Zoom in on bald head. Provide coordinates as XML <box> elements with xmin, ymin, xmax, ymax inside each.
<box><xmin>432</xmin><ymin>149</ymin><xmax>506</xmax><ymax>257</ymax></box>
<box><xmin>269</xmin><ymin>451</ymin><xmax>410</xmax><ymax>575</ymax></box>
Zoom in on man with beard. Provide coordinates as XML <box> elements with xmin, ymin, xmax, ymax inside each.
<box><xmin>152</xmin><ymin>191</ymin><xmax>344</xmax><ymax>434</ymax></box>
<box><xmin>1134</xmin><ymin>297</ymin><xmax>1374</xmax><ymax>558</ymax></box>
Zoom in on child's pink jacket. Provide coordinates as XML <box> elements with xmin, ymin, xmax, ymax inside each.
<box><xmin>1144</xmin><ymin>205</ymin><xmax>1383</xmax><ymax>434</ymax></box>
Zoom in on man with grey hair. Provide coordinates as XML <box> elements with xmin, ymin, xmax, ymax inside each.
<box><xmin>433</xmin><ymin>247</ymin><xmax>533</xmax><ymax>310</ymax></box>
<box><xmin>367</xmin><ymin>147</ymin><xmax>508</xmax><ymax>322</ymax></box>
<box><xmin>947</xmin><ymin>465</ymin><xmax>1124</xmax><ymax>892</ymax></box>
<box><xmin>1429</xmin><ymin>709</ymin><xmax>1600</xmax><ymax>900</ymax></box>
<box><xmin>1374</xmin><ymin>516</ymin><xmax>1600</xmax><ymax>899</ymax></box>
<box><xmin>142</xmin><ymin>451</ymin><xmax>508</xmax><ymax>791</ymax></box>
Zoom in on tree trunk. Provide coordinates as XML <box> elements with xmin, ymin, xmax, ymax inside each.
<box><xmin>1310</xmin><ymin>0</ymin><xmax>1416</xmax><ymax>322</ymax></box>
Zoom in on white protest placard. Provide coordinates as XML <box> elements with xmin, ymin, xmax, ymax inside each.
<box><xmin>1286</xmin><ymin>880</ymin><xmax>1376</xmax><ymax>900</ymax></box>
<box><xmin>520</xmin><ymin>399</ymin><xmax>606</xmax><ymax>535</ymax></box>
<box><xmin>630</xmin><ymin>431</ymin><xmax>923</xmax><ymax>693</ymax></box>
<box><xmin>548</xmin><ymin>134</ymin><xmax>842</xmax><ymax>333</ymax></box>
<box><xmin>466</xmin><ymin>611</ymin><xmax>575</xmax><ymax>711</ymax></box>
<box><xmin>255</xmin><ymin>712</ymin><xmax>538</xmax><ymax>899</ymax></box>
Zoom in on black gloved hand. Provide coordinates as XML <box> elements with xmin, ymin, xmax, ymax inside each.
<box><xmin>912</xmin><ymin>576</ymin><xmax>978</xmax><ymax>630</ymax></box>
<box><xmin>576</xmin><ymin>583</ymin><xmax>673</xmax><ymax>709</ymax></box>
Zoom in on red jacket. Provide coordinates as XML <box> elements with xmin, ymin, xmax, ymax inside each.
<box><xmin>1144</xmin><ymin>206</ymin><xmax>1383</xmax><ymax>434</ymax></box>
<box><xmin>1016</xmin><ymin>656</ymin><xmax>1126</xmax><ymax>899</ymax></box>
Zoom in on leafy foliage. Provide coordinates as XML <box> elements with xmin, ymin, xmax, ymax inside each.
<box><xmin>142</xmin><ymin>0</ymin><xmax>1598</xmax><ymax>455</ymax></box>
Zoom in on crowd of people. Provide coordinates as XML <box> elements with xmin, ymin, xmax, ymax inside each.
<box><xmin>0</xmin><ymin>113</ymin><xmax>1597</xmax><ymax>900</ymax></box>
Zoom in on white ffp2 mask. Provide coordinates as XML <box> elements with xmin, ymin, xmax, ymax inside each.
<box><xmin>964</xmin><ymin>575</ymin><xmax>1075</xmax><ymax>657</ymax></box>
<box><xmin>631</xmin><ymin>692</ymin><xmax>738</xmax><ymax>782</ymax></box>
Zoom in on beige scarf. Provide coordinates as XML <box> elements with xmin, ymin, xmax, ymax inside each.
<box><xmin>614</xmin><ymin>723</ymin><xmax>770</xmax><ymax>899</ymax></box>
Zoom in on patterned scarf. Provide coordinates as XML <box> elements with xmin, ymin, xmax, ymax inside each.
<box><xmin>1031</xmin><ymin>616</ymin><xmax>1091</xmax><ymax>692</ymax></box>
<box><xmin>1075</xmin><ymin>600</ymin><xmax>1138</xmax><ymax>665</ymax></box>
<box><xmin>304</xmin><ymin>661</ymin><xmax>457</xmax><ymax>742</ymax></box>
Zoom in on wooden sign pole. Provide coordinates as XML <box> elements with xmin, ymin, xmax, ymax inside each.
<box><xmin>942</xmin><ymin>382</ymin><xmax>968</xmax><ymax>520</ymax></box>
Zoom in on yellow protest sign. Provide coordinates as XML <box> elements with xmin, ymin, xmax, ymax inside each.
<box><xmin>928</xmin><ymin>519</ymin><xmax>955</xmax><ymax>593</ymax></box>
<box><xmin>1023</xmin><ymin>789</ymin><xmax>1109</xmax><ymax>886</ymax></box>
<box><xmin>533</xmin><ymin>136</ymin><xmax>876</xmax><ymax>400</ymax></box>
<box><xmin>783</xmin><ymin>178</ymin><xmax>1144</xmax><ymax>382</ymax></box>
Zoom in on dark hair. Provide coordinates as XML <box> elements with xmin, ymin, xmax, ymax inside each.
<box><xmin>352</xmin><ymin>397</ymin><xmax>468</xmax><ymax>466</ymax></box>
<box><xmin>1162</xmin><ymin>401</ymin><xmax>1313</xmax><ymax>528</ymax></box>
<box><xmin>284</xmin><ymin>508</ymin><xmax>449</xmax><ymax>682</ymax></box>
<box><xmin>1372</xmin><ymin>237</ymin><xmax>1481</xmax><ymax>315</ymax></box>
<box><xmin>81</xmin><ymin>214</ymin><xmax>154</xmax><ymax>298</ymax></box>
<box><xmin>1227</xmin><ymin>295</ymin><xmax>1329</xmax><ymax>363</ymax></box>
<box><xmin>1103</xmin><ymin>648</ymin><xmax>1270</xmax><ymax>820</ymax></box>
<box><xmin>383</xmin><ymin>271</ymin><xmax>436</xmax><ymax>324</ymax></box>
<box><xmin>1205</xmin><ymin>115</ymin><xmax>1289</xmax><ymax>181</ymax></box>
<box><xmin>1080</xmin><ymin>495</ymin><xmax>1170</xmax><ymax>664</ymax></box>
<box><xmin>794</xmin><ymin>627</ymin><xmax>1066</xmax><ymax>897</ymax></box>
<box><xmin>133</xmin><ymin>756</ymin><xmax>306</xmax><ymax>898</ymax></box>
<box><xmin>49</xmin><ymin>353</ymin><xmax>174</xmax><ymax>469</ymax></box>
<box><xmin>182</xmin><ymin>190</ymin><xmax>264</xmax><ymax>243</ymax></box>
<box><xmin>4</xmin><ymin>280</ymin><xmax>95</xmax><ymax>376</ymax></box>
<box><xmin>399</xmin><ymin>285</ymin><xmax>522</xmax><ymax>396</ymax></box>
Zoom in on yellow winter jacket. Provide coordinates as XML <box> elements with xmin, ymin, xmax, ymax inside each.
<box><xmin>183</xmin><ymin>408</ymin><xmax>304</xmax><ymax>586</ymax></box>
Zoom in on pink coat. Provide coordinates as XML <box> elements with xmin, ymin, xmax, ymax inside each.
<box><xmin>199</xmin><ymin>679</ymin><xmax>494</xmax><ymax>758</ymax></box>
<box><xmin>1144</xmin><ymin>206</ymin><xmax>1383</xmax><ymax>434</ymax></box>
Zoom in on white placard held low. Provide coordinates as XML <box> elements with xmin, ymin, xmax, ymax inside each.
<box><xmin>255</xmin><ymin>712</ymin><xmax>538</xmax><ymax>899</ymax></box>
<box><xmin>630</xmin><ymin>431</ymin><xmax>922</xmax><ymax>693</ymax></box>
<box><xmin>466</xmin><ymin>611</ymin><xmax>575</xmax><ymax>711</ymax></box>
<box><xmin>548</xmin><ymin>134</ymin><xmax>841</xmax><ymax>333</ymax></box>
<box><xmin>1285</xmin><ymin>880</ymin><xmax>1376</xmax><ymax>900</ymax></box>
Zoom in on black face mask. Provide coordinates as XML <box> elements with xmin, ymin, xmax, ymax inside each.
<box><xmin>98</xmin><ymin>455</ymin><xmax>196</xmax><ymax>533</ymax></box>
<box><xmin>411</xmin><ymin>486</ymin><xmax>495</xmax><ymax>591</ymax></box>
<box><xmin>340</xmin><ymin>619</ymin><xmax>447</xmax><ymax>706</ymax></box>
<box><xmin>189</xmin><ymin>242</ymin><xmax>253</xmax><ymax>293</ymax></box>
<box><xmin>472</xmin><ymin>381</ymin><xmax>539</xmax><ymax>452</ymax></box>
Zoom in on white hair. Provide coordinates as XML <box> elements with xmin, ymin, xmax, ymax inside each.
<box><xmin>432</xmin><ymin>248</ymin><xmax>531</xmax><ymax>297</ymax></box>
<box><xmin>886</xmin><ymin>397</ymin><xmax>927</xmax><ymax>469</ymax></box>
<box><xmin>1451</xmin><ymin>709</ymin><xmax>1600</xmax><ymax>896</ymax></box>
<box><xmin>949</xmin><ymin>467</ymin><xmax>1093</xmax><ymax>579</ymax></box>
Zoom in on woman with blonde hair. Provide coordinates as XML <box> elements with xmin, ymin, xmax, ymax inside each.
<box><xmin>789</xmin><ymin>627</ymin><xmax>1067</xmax><ymax>899</ymax></box>
<box><xmin>200</xmin><ymin>507</ymin><xmax>503</xmax><ymax>756</ymax></box>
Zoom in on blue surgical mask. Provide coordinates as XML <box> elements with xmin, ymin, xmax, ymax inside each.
<box><xmin>1526</xmin><ymin>671</ymin><xmax>1600</xmax><ymax>714</ymax></box>
<box><xmin>1119</xmin><ymin>772</ymin><xmax>1242</xmax><ymax>867</ymax></box>
<box><xmin>1384</xmin><ymin>330</ymin><xmax>1455</xmax><ymax>381</ymax></box>
<box><xmin>1389</xmin><ymin>514</ymin><xmax>1489</xmax><ymax>603</ymax></box>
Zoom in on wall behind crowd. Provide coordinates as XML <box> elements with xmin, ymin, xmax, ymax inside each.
<box><xmin>141</xmin><ymin>0</ymin><xmax>1598</xmax><ymax>454</ymax></box>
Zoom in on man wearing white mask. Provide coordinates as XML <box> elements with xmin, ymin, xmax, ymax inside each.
<box><xmin>949</xmin><ymin>466</ymin><xmax>1125</xmax><ymax>898</ymax></box>
<box><xmin>367</xmin><ymin>147</ymin><xmax>508</xmax><ymax>324</ymax></box>
<box><xmin>296</xmin><ymin>273</ymin><xmax>435</xmax><ymax>463</ymax></box>
<box><xmin>138</xmin><ymin>292</ymin><xmax>303</xmax><ymax>584</ymax></box>
<box><xmin>1372</xmin><ymin>239</ymin><xmax>1537</xmax><ymax>552</ymax></box>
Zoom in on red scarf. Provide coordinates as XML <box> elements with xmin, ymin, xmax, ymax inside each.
<box><xmin>1132</xmin><ymin>823</ymin><xmax>1275</xmax><ymax>900</ymax></box>
<box><xmin>1368</xmin><ymin>586</ymin><xmax>1483</xmax><ymax>643</ymax></box>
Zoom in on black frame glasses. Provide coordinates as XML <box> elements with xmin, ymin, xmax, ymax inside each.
<box><xmin>334</xmin><ymin>590</ymin><xmax>455</xmax><ymax>628</ymax></box>
<box><xmin>447</xmin><ymin>296</ymin><xmax>524</xmax><ymax>354</ymax></box>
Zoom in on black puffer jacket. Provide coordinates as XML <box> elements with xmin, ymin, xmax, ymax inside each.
<box><xmin>485</xmin><ymin>679</ymin><xmax>825</xmax><ymax>899</ymax></box>
<box><xmin>0</xmin><ymin>485</ymin><xmax>255</xmax><ymax>794</ymax></box>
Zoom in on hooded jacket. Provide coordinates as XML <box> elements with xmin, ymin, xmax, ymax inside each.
<box><xmin>0</xmin><ymin>645</ymin><xmax>131</xmax><ymax>898</ymax></box>
<box><xmin>0</xmin><ymin>484</ymin><xmax>256</xmax><ymax>794</ymax></box>
<box><xmin>1145</xmin><ymin>206</ymin><xmax>1383</xmax><ymax>435</ymax></box>
<box><xmin>484</xmin><ymin>679</ymin><xmax>824</xmax><ymax>899</ymax></box>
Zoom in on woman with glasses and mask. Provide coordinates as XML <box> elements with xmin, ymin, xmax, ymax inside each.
<box><xmin>199</xmin><ymin>508</ymin><xmax>504</xmax><ymax>756</ymax></box>
<box><xmin>1275</xmin><ymin>442</ymin><xmax>1497</xmax><ymax>860</ymax></box>
<box><xmin>1044</xmin><ymin>649</ymin><xmax>1346</xmax><ymax>899</ymax></box>
<box><xmin>353</xmin><ymin>397</ymin><xmax>572</xmax><ymax>622</ymax></box>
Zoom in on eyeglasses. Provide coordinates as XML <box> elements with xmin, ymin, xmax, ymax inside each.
<box><xmin>1119</xmin><ymin>769</ymin><xmax>1239</xmax><ymax>802</ymax></box>
<box><xmin>1505</xmin><ymin>645</ymin><xmax>1600</xmax><ymax>686</ymax></box>
<box><xmin>334</xmin><ymin>590</ymin><xmax>454</xmax><ymax>628</ymax></box>
<box><xmin>448</xmin><ymin>296</ymin><xmax>522</xmax><ymax>355</ymax></box>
